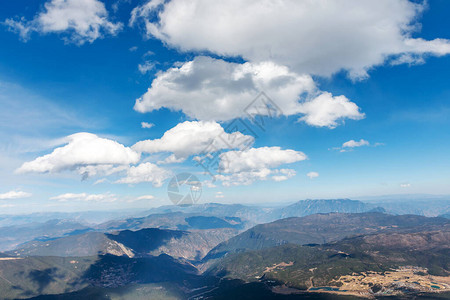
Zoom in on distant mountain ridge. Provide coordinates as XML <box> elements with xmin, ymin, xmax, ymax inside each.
<box><xmin>0</xmin><ymin>219</ymin><xmax>91</xmax><ymax>251</ymax></box>
<box><xmin>8</xmin><ymin>227</ymin><xmax>239</xmax><ymax>261</ymax></box>
<box><xmin>269</xmin><ymin>199</ymin><xmax>385</xmax><ymax>220</ymax></box>
<box><xmin>203</xmin><ymin>212</ymin><xmax>449</xmax><ymax>261</ymax></box>
<box><xmin>0</xmin><ymin>199</ymin><xmax>389</xmax><ymax>252</ymax></box>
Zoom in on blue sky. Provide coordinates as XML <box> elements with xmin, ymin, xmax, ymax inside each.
<box><xmin>0</xmin><ymin>0</ymin><xmax>449</xmax><ymax>213</ymax></box>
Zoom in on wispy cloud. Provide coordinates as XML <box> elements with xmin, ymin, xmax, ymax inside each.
<box><xmin>141</xmin><ymin>122</ymin><xmax>154</xmax><ymax>129</ymax></box>
<box><xmin>50</xmin><ymin>192</ymin><xmax>117</xmax><ymax>202</ymax></box>
<box><xmin>331</xmin><ymin>139</ymin><xmax>383</xmax><ymax>152</ymax></box>
<box><xmin>307</xmin><ymin>171</ymin><xmax>319</xmax><ymax>179</ymax></box>
<box><xmin>0</xmin><ymin>190</ymin><xmax>32</xmax><ymax>200</ymax></box>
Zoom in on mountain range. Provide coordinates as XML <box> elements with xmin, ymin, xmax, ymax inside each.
<box><xmin>0</xmin><ymin>199</ymin><xmax>449</xmax><ymax>299</ymax></box>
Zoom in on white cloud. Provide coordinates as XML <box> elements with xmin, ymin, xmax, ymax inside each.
<box><xmin>131</xmin><ymin>0</ymin><xmax>450</xmax><ymax>79</ymax></box>
<box><xmin>0</xmin><ymin>204</ymin><xmax>15</xmax><ymax>208</ymax></box>
<box><xmin>143</xmin><ymin>50</ymin><xmax>155</xmax><ymax>57</ymax></box>
<box><xmin>333</xmin><ymin>139</ymin><xmax>383</xmax><ymax>152</ymax></box>
<box><xmin>134</xmin><ymin>56</ymin><xmax>363</xmax><ymax>126</ymax></box>
<box><xmin>307</xmin><ymin>171</ymin><xmax>319</xmax><ymax>179</ymax></box>
<box><xmin>215</xmin><ymin>168</ymin><xmax>271</xmax><ymax>186</ymax></box>
<box><xmin>141</xmin><ymin>121</ymin><xmax>154</xmax><ymax>129</ymax></box>
<box><xmin>272</xmin><ymin>169</ymin><xmax>296</xmax><ymax>182</ymax></box>
<box><xmin>93</xmin><ymin>178</ymin><xmax>108</xmax><ymax>185</ymax></box>
<box><xmin>203</xmin><ymin>180</ymin><xmax>217</xmax><ymax>188</ymax></box>
<box><xmin>214</xmin><ymin>147</ymin><xmax>305</xmax><ymax>186</ymax></box>
<box><xmin>0</xmin><ymin>190</ymin><xmax>32</xmax><ymax>200</ymax></box>
<box><xmin>115</xmin><ymin>162</ymin><xmax>171</xmax><ymax>186</ymax></box>
<box><xmin>50</xmin><ymin>192</ymin><xmax>117</xmax><ymax>202</ymax></box>
<box><xmin>343</xmin><ymin>139</ymin><xmax>370</xmax><ymax>148</ymax></box>
<box><xmin>129</xmin><ymin>46</ymin><xmax>138</xmax><ymax>52</ymax></box>
<box><xmin>297</xmin><ymin>93</ymin><xmax>364</xmax><ymax>128</ymax></box>
<box><xmin>215</xmin><ymin>191</ymin><xmax>224</xmax><ymax>198</ymax></box>
<box><xmin>216</xmin><ymin>168</ymin><xmax>296</xmax><ymax>186</ymax></box>
<box><xmin>219</xmin><ymin>147</ymin><xmax>306</xmax><ymax>174</ymax></box>
<box><xmin>400</xmin><ymin>183</ymin><xmax>411</xmax><ymax>188</ymax></box>
<box><xmin>157</xmin><ymin>154</ymin><xmax>185</xmax><ymax>165</ymax></box>
<box><xmin>5</xmin><ymin>0</ymin><xmax>122</xmax><ymax>45</ymax></box>
<box><xmin>17</xmin><ymin>133</ymin><xmax>140</xmax><ymax>178</ymax></box>
<box><xmin>136</xmin><ymin>195</ymin><xmax>155</xmax><ymax>200</ymax></box>
<box><xmin>133</xmin><ymin>120</ymin><xmax>255</xmax><ymax>159</ymax></box>
<box><xmin>138</xmin><ymin>61</ymin><xmax>156</xmax><ymax>74</ymax></box>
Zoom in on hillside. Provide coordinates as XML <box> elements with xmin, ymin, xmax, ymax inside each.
<box><xmin>0</xmin><ymin>254</ymin><xmax>210</xmax><ymax>300</ymax></box>
<box><xmin>8</xmin><ymin>227</ymin><xmax>239</xmax><ymax>261</ymax></box>
<box><xmin>207</xmin><ymin>227</ymin><xmax>450</xmax><ymax>297</ymax></box>
<box><xmin>204</xmin><ymin>213</ymin><xmax>449</xmax><ymax>261</ymax></box>
<box><xmin>97</xmin><ymin>212</ymin><xmax>247</xmax><ymax>232</ymax></box>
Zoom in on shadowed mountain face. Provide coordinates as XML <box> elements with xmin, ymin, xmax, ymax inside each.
<box><xmin>105</xmin><ymin>228</ymin><xmax>187</xmax><ymax>254</ymax></box>
<box><xmin>8</xmin><ymin>227</ymin><xmax>239</xmax><ymax>261</ymax></box>
<box><xmin>204</xmin><ymin>212</ymin><xmax>449</xmax><ymax>261</ymax></box>
<box><xmin>0</xmin><ymin>254</ymin><xmax>211</xmax><ymax>300</ymax></box>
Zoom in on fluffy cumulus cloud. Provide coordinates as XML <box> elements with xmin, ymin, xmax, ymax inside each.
<box><xmin>133</xmin><ymin>120</ymin><xmax>255</xmax><ymax>159</ymax></box>
<box><xmin>219</xmin><ymin>147</ymin><xmax>306</xmax><ymax>173</ymax></box>
<box><xmin>297</xmin><ymin>93</ymin><xmax>364</xmax><ymax>128</ymax></box>
<box><xmin>134</xmin><ymin>56</ymin><xmax>363</xmax><ymax>126</ymax></box>
<box><xmin>215</xmin><ymin>147</ymin><xmax>306</xmax><ymax>186</ymax></box>
<box><xmin>0</xmin><ymin>190</ymin><xmax>32</xmax><ymax>200</ymax></box>
<box><xmin>131</xmin><ymin>0</ymin><xmax>450</xmax><ymax>79</ymax></box>
<box><xmin>17</xmin><ymin>133</ymin><xmax>140</xmax><ymax>178</ymax></box>
<box><xmin>116</xmin><ymin>162</ymin><xmax>171</xmax><ymax>186</ymax></box>
<box><xmin>50</xmin><ymin>192</ymin><xmax>117</xmax><ymax>202</ymax></box>
<box><xmin>5</xmin><ymin>0</ymin><xmax>122</xmax><ymax>44</ymax></box>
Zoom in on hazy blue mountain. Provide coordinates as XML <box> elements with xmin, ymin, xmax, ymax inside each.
<box><xmin>0</xmin><ymin>210</ymin><xmax>147</xmax><ymax>227</ymax></box>
<box><xmin>0</xmin><ymin>219</ymin><xmax>92</xmax><ymax>251</ymax></box>
<box><xmin>268</xmin><ymin>199</ymin><xmax>385</xmax><ymax>220</ymax></box>
<box><xmin>373</xmin><ymin>199</ymin><xmax>450</xmax><ymax>217</ymax></box>
<box><xmin>97</xmin><ymin>199</ymin><xmax>386</xmax><ymax>232</ymax></box>
<box><xmin>440</xmin><ymin>213</ymin><xmax>450</xmax><ymax>219</ymax></box>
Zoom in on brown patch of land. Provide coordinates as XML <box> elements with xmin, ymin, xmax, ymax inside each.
<box><xmin>264</xmin><ymin>261</ymin><xmax>294</xmax><ymax>273</ymax></box>
<box><xmin>312</xmin><ymin>266</ymin><xmax>450</xmax><ymax>298</ymax></box>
